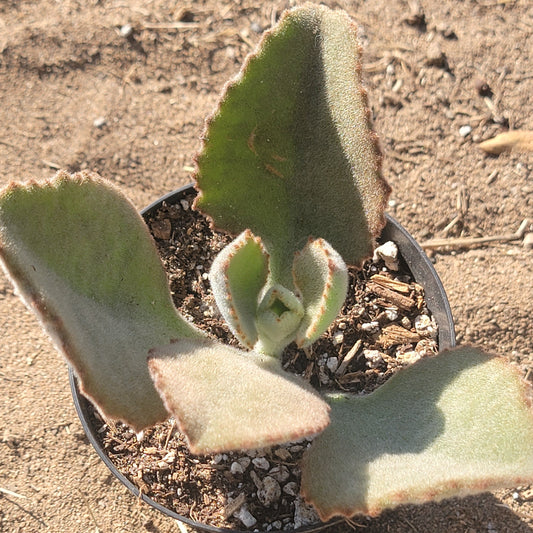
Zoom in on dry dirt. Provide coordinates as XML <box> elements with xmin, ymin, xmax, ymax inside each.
<box><xmin>0</xmin><ymin>1</ymin><xmax>532</xmax><ymax>532</ymax></box>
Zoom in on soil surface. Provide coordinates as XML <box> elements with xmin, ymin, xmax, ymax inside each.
<box><xmin>0</xmin><ymin>1</ymin><xmax>532</xmax><ymax>533</ymax></box>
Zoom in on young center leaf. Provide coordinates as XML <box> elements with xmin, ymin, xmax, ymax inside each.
<box><xmin>195</xmin><ymin>3</ymin><xmax>390</xmax><ymax>283</ymax></box>
<box><xmin>293</xmin><ymin>238</ymin><xmax>348</xmax><ymax>347</ymax></box>
<box><xmin>301</xmin><ymin>347</ymin><xmax>533</xmax><ymax>521</ymax></box>
<box><xmin>148</xmin><ymin>338</ymin><xmax>330</xmax><ymax>454</ymax></box>
<box><xmin>0</xmin><ymin>171</ymin><xmax>203</xmax><ymax>431</ymax></box>
<box><xmin>209</xmin><ymin>230</ymin><xmax>269</xmax><ymax>349</ymax></box>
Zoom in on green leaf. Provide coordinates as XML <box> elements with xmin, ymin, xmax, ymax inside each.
<box><xmin>293</xmin><ymin>238</ymin><xmax>348</xmax><ymax>347</ymax></box>
<box><xmin>255</xmin><ymin>283</ymin><xmax>304</xmax><ymax>356</ymax></box>
<box><xmin>210</xmin><ymin>230</ymin><xmax>269</xmax><ymax>348</ymax></box>
<box><xmin>0</xmin><ymin>171</ymin><xmax>203</xmax><ymax>431</ymax></box>
<box><xmin>148</xmin><ymin>338</ymin><xmax>330</xmax><ymax>454</ymax></box>
<box><xmin>301</xmin><ymin>347</ymin><xmax>533</xmax><ymax>520</ymax></box>
<box><xmin>195</xmin><ymin>4</ymin><xmax>390</xmax><ymax>284</ymax></box>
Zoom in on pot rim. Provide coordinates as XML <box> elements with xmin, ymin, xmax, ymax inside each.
<box><xmin>70</xmin><ymin>184</ymin><xmax>455</xmax><ymax>533</ymax></box>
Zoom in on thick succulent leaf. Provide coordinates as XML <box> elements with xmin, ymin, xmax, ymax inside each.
<box><xmin>255</xmin><ymin>283</ymin><xmax>304</xmax><ymax>356</ymax></box>
<box><xmin>148</xmin><ymin>338</ymin><xmax>330</xmax><ymax>454</ymax></box>
<box><xmin>0</xmin><ymin>171</ymin><xmax>203</xmax><ymax>431</ymax></box>
<box><xmin>293</xmin><ymin>238</ymin><xmax>348</xmax><ymax>347</ymax></box>
<box><xmin>301</xmin><ymin>347</ymin><xmax>533</xmax><ymax>520</ymax></box>
<box><xmin>210</xmin><ymin>230</ymin><xmax>269</xmax><ymax>349</ymax></box>
<box><xmin>195</xmin><ymin>4</ymin><xmax>390</xmax><ymax>283</ymax></box>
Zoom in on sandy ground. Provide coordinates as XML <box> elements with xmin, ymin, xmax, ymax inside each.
<box><xmin>0</xmin><ymin>1</ymin><xmax>532</xmax><ymax>532</ymax></box>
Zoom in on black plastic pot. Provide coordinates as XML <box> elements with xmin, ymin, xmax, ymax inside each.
<box><xmin>70</xmin><ymin>184</ymin><xmax>455</xmax><ymax>533</ymax></box>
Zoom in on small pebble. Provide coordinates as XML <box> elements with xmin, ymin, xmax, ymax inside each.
<box><xmin>401</xmin><ymin>316</ymin><xmax>412</xmax><ymax>329</ymax></box>
<box><xmin>361</xmin><ymin>321</ymin><xmax>380</xmax><ymax>333</ymax></box>
<box><xmin>230</xmin><ymin>461</ymin><xmax>245</xmax><ymax>475</ymax></box>
<box><xmin>93</xmin><ymin>116</ymin><xmax>107</xmax><ymax>128</ymax></box>
<box><xmin>237</xmin><ymin>457</ymin><xmax>251</xmax><ymax>470</ymax></box>
<box><xmin>120</xmin><ymin>24</ymin><xmax>133</xmax><ymax>38</ymax></box>
<box><xmin>373</xmin><ymin>241</ymin><xmax>399</xmax><ymax>271</ymax></box>
<box><xmin>333</xmin><ymin>331</ymin><xmax>344</xmax><ymax>345</ymax></box>
<box><xmin>396</xmin><ymin>351</ymin><xmax>421</xmax><ymax>365</ymax></box>
<box><xmin>414</xmin><ymin>314</ymin><xmax>438</xmax><ymax>338</ymax></box>
<box><xmin>257</xmin><ymin>476</ymin><xmax>281</xmax><ymax>507</ymax></box>
<box><xmin>234</xmin><ymin>505</ymin><xmax>257</xmax><ymax>528</ymax></box>
<box><xmin>364</xmin><ymin>349</ymin><xmax>384</xmax><ymax>368</ymax></box>
<box><xmin>269</xmin><ymin>465</ymin><xmax>290</xmax><ymax>483</ymax></box>
<box><xmin>252</xmin><ymin>457</ymin><xmax>270</xmax><ymax>470</ymax></box>
<box><xmin>250</xmin><ymin>22</ymin><xmax>262</xmax><ymax>33</ymax></box>
<box><xmin>326</xmin><ymin>356</ymin><xmax>339</xmax><ymax>373</ymax></box>
<box><xmin>179</xmin><ymin>199</ymin><xmax>190</xmax><ymax>210</ymax></box>
<box><xmin>425</xmin><ymin>42</ymin><xmax>446</xmax><ymax>68</ymax></box>
<box><xmin>283</xmin><ymin>481</ymin><xmax>299</xmax><ymax>496</ymax></box>
<box><xmin>459</xmin><ymin>125</ymin><xmax>472</xmax><ymax>137</ymax></box>
<box><xmin>273</xmin><ymin>448</ymin><xmax>291</xmax><ymax>461</ymax></box>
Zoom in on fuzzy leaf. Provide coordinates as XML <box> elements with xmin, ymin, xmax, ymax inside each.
<box><xmin>301</xmin><ymin>347</ymin><xmax>533</xmax><ymax>520</ymax></box>
<box><xmin>210</xmin><ymin>230</ymin><xmax>269</xmax><ymax>348</ymax></box>
<box><xmin>148</xmin><ymin>338</ymin><xmax>330</xmax><ymax>454</ymax></box>
<box><xmin>293</xmin><ymin>238</ymin><xmax>348</xmax><ymax>347</ymax></box>
<box><xmin>0</xmin><ymin>171</ymin><xmax>203</xmax><ymax>431</ymax></box>
<box><xmin>255</xmin><ymin>283</ymin><xmax>305</xmax><ymax>356</ymax></box>
<box><xmin>195</xmin><ymin>4</ymin><xmax>390</xmax><ymax>283</ymax></box>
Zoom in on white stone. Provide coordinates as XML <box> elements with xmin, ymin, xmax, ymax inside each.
<box><xmin>361</xmin><ymin>321</ymin><xmax>380</xmax><ymax>333</ymax></box>
<box><xmin>373</xmin><ymin>241</ymin><xmax>399</xmax><ymax>271</ymax></box>
<box><xmin>384</xmin><ymin>308</ymin><xmax>399</xmax><ymax>322</ymax></box>
<box><xmin>93</xmin><ymin>116</ymin><xmax>107</xmax><ymax>128</ymax></box>
<box><xmin>180</xmin><ymin>199</ymin><xmax>190</xmax><ymax>210</ymax></box>
<box><xmin>257</xmin><ymin>476</ymin><xmax>281</xmax><ymax>507</ymax></box>
<box><xmin>459</xmin><ymin>125</ymin><xmax>472</xmax><ymax>137</ymax></box>
<box><xmin>414</xmin><ymin>314</ymin><xmax>438</xmax><ymax>338</ymax></box>
<box><xmin>234</xmin><ymin>505</ymin><xmax>257</xmax><ymax>528</ymax></box>
<box><xmin>230</xmin><ymin>461</ymin><xmax>245</xmax><ymax>475</ymax></box>
<box><xmin>364</xmin><ymin>349</ymin><xmax>384</xmax><ymax>368</ymax></box>
<box><xmin>333</xmin><ymin>332</ymin><xmax>344</xmax><ymax>345</ymax></box>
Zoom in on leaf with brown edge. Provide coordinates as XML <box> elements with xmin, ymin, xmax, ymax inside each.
<box><xmin>195</xmin><ymin>4</ymin><xmax>390</xmax><ymax>285</ymax></box>
<box><xmin>301</xmin><ymin>347</ymin><xmax>533</xmax><ymax>521</ymax></box>
<box><xmin>0</xmin><ymin>171</ymin><xmax>203</xmax><ymax>431</ymax></box>
<box><xmin>209</xmin><ymin>230</ymin><xmax>269</xmax><ymax>349</ymax></box>
<box><xmin>293</xmin><ymin>238</ymin><xmax>348</xmax><ymax>347</ymax></box>
<box><xmin>148</xmin><ymin>338</ymin><xmax>330</xmax><ymax>454</ymax></box>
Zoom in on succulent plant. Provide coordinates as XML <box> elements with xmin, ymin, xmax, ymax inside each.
<box><xmin>1</xmin><ymin>3</ymin><xmax>533</xmax><ymax>524</ymax></box>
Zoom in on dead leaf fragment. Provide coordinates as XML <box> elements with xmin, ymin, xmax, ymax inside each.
<box><xmin>478</xmin><ymin>131</ymin><xmax>533</xmax><ymax>155</ymax></box>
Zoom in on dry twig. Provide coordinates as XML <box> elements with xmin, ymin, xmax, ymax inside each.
<box><xmin>421</xmin><ymin>219</ymin><xmax>529</xmax><ymax>250</ymax></box>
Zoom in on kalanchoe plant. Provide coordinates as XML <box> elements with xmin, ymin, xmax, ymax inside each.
<box><xmin>1</xmin><ymin>3</ymin><xmax>533</xmax><ymax>524</ymax></box>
